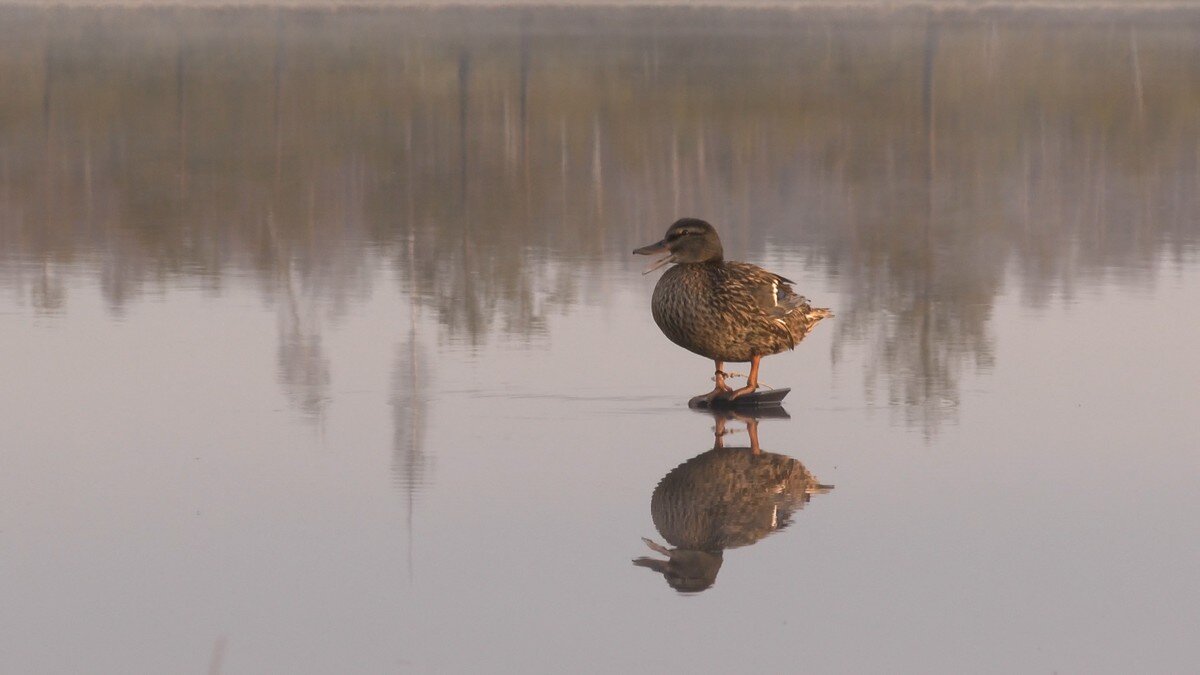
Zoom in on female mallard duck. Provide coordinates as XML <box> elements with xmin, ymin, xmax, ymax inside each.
<box><xmin>633</xmin><ymin>410</ymin><xmax>833</xmax><ymax>592</ymax></box>
<box><xmin>634</xmin><ymin>218</ymin><xmax>830</xmax><ymax>404</ymax></box>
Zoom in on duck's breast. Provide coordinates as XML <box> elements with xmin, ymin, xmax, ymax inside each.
<box><xmin>649</xmin><ymin>264</ymin><xmax>787</xmax><ymax>362</ymax></box>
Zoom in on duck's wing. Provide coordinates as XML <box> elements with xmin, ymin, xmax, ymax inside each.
<box><xmin>744</xmin><ymin>270</ymin><xmax>804</xmax><ymax>314</ymax></box>
<box><xmin>752</xmin><ymin>274</ymin><xmax>795</xmax><ymax>309</ymax></box>
<box><xmin>741</xmin><ymin>269</ymin><xmax>802</xmax><ymax>348</ymax></box>
<box><xmin>743</xmin><ymin>267</ymin><xmax>831</xmax><ymax>349</ymax></box>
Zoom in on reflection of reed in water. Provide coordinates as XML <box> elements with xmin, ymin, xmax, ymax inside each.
<box><xmin>392</xmin><ymin>238</ymin><xmax>432</xmax><ymax>581</ymax></box>
<box><xmin>3</xmin><ymin>7</ymin><xmax>1197</xmax><ymax>436</ymax></box>
<box><xmin>266</xmin><ymin>213</ymin><xmax>331</xmax><ymax>422</ymax></box>
<box><xmin>634</xmin><ymin>411</ymin><xmax>832</xmax><ymax>593</ymax></box>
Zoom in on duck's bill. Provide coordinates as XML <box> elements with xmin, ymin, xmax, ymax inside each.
<box><xmin>633</xmin><ymin>240</ymin><xmax>673</xmax><ymax>274</ymax></box>
<box><xmin>641</xmin><ymin>537</ymin><xmax>673</xmax><ymax>557</ymax></box>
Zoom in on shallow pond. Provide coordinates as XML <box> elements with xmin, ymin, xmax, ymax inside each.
<box><xmin>2</xmin><ymin>5</ymin><xmax>1199</xmax><ymax>673</ymax></box>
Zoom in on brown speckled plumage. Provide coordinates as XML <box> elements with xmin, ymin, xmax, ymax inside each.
<box><xmin>651</xmin><ymin>261</ymin><xmax>830</xmax><ymax>363</ymax></box>
<box><xmin>650</xmin><ymin>445</ymin><xmax>829</xmax><ymax>552</ymax></box>
<box><xmin>632</xmin><ymin>412</ymin><xmax>834</xmax><ymax>592</ymax></box>
<box><xmin>634</xmin><ymin>218</ymin><xmax>831</xmax><ymax>401</ymax></box>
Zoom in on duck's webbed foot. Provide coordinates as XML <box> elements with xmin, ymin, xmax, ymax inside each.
<box><xmin>721</xmin><ymin>383</ymin><xmax>760</xmax><ymax>401</ymax></box>
<box><xmin>688</xmin><ymin>361</ymin><xmax>733</xmax><ymax>407</ymax></box>
<box><xmin>689</xmin><ymin>385</ymin><xmax>732</xmax><ymax>407</ymax></box>
<box><xmin>717</xmin><ymin>355</ymin><xmax>762</xmax><ymax>401</ymax></box>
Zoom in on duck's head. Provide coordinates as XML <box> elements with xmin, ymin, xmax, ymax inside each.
<box><xmin>632</xmin><ymin>537</ymin><xmax>723</xmax><ymax>593</ymax></box>
<box><xmin>633</xmin><ymin>218</ymin><xmax>724</xmax><ymax>274</ymax></box>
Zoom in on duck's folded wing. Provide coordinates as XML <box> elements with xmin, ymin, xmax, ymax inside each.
<box><xmin>747</xmin><ymin>274</ymin><xmax>804</xmax><ymax>348</ymax></box>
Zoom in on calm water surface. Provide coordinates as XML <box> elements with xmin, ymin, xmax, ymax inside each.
<box><xmin>2</xmin><ymin>5</ymin><xmax>1199</xmax><ymax>673</ymax></box>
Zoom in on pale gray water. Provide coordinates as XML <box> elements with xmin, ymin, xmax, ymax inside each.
<box><xmin>1</xmin><ymin>5</ymin><xmax>1199</xmax><ymax>673</ymax></box>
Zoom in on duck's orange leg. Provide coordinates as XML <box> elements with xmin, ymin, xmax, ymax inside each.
<box><xmin>716</xmin><ymin>410</ymin><xmax>762</xmax><ymax>454</ymax></box>
<box><xmin>725</xmin><ymin>355</ymin><xmax>761</xmax><ymax>400</ymax></box>
<box><xmin>745</xmin><ymin>413</ymin><xmax>762</xmax><ymax>455</ymax></box>
<box><xmin>688</xmin><ymin>360</ymin><xmax>733</xmax><ymax>406</ymax></box>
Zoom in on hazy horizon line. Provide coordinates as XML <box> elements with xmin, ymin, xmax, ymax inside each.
<box><xmin>2</xmin><ymin>0</ymin><xmax>1198</xmax><ymax>12</ymax></box>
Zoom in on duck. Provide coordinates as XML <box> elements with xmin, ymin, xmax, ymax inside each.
<box><xmin>633</xmin><ymin>410</ymin><xmax>833</xmax><ymax>592</ymax></box>
<box><xmin>633</xmin><ymin>218</ymin><xmax>831</xmax><ymax>404</ymax></box>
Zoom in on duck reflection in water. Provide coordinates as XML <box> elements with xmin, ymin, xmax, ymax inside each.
<box><xmin>633</xmin><ymin>409</ymin><xmax>833</xmax><ymax>593</ymax></box>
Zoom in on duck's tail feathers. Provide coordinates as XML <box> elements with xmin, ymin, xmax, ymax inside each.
<box><xmin>780</xmin><ymin>300</ymin><xmax>831</xmax><ymax>324</ymax></box>
<box><xmin>773</xmin><ymin>304</ymin><xmax>832</xmax><ymax>350</ymax></box>
<box><xmin>800</xmin><ymin>307</ymin><xmax>833</xmax><ymax>336</ymax></box>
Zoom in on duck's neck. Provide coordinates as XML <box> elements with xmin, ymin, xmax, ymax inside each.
<box><xmin>674</xmin><ymin>260</ymin><xmax>723</xmax><ymax>272</ymax></box>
